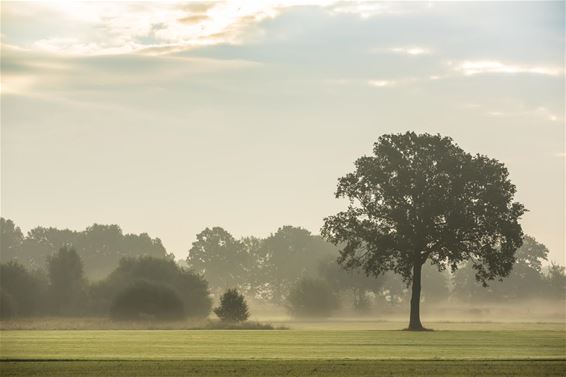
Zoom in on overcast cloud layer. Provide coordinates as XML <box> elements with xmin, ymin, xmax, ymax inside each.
<box><xmin>1</xmin><ymin>1</ymin><xmax>564</xmax><ymax>263</ymax></box>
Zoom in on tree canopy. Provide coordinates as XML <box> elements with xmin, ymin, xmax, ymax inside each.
<box><xmin>187</xmin><ymin>227</ymin><xmax>248</xmax><ymax>293</ymax></box>
<box><xmin>0</xmin><ymin>220</ymin><xmax>169</xmax><ymax>279</ymax></box>
<box><xmin>322</xmin><ymin>132</ymin><xmax>526</xmax><ymax>330</ymax></box>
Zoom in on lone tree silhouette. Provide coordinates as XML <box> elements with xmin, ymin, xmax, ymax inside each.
<box><xmin>214</xmin><ymin>288</ymin><xmax>249</xmax><ymax>322</ymax></box>
<box><xmin>322</xmin><ymin>132</ymin><xmax>525</xmax><ymax>330</ymax></box>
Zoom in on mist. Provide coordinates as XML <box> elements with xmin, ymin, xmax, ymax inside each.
<box><xmin>1</xmin><ymin>218</ymin><xmax>564</xmax><ymax>329</ymax></box>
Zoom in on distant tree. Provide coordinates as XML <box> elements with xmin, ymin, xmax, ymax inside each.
<box><xmin>110</xmin><ymin>280</ymin><xmax>185</xmax><ymax>321</ymax></box>
<box><xmin>214</xmin><ymin>288</ymin><xmax>249</xmax><ymax>322</ymax></box>
<box><xmin>287</xmin><ymin>278</ymin><xmax>339</xmax><ymax>318</ymax></box>
<box><xmin>7</xmin><ymin>223</ymin><xmax>169</xmax><ymax>279</ymax></box>
<box><xmin>241</xmin><ymin>236</ymin><xmax>268</xmax><ymax>298</ymax></box>
<box><xmin>47</xmin><ymin>246</ymin><xmax>87</xmax><ymax>315</ymax></box>
<box><xmin>322</xmin><ymin>132</ymin><xmax>525</xmax><ymax>330</ymax></box>
<box><xmin>453</xmin><ymin>235</ymin><xmax>549</xmax><ymax>302</ymax></box>
<box><xmin>420</xmin><ymin>263</ymin><xmax>451</xmax><ymax>303</ymax></box>
<box><xmin>0</xmin><ymin>262</ymin><xmax>46</xmax><ymax>316</ymax></box>
<box><xmin>187</xmin><ymin>227</ymin><xmax>248</xmax><ymax>293</ymax></box>
<box><xmin>319</xmin><ymin>257</ymin><xmax>382</xmax><ymax>312</ymax></box>
<box><xmin>80</xmin><ymin>224</ymin><xmax>169</xmax><ymax>279</ymax></box>
<box><xmin>259</xmin><ymin>226</ymin><xmax>336</xmax><ymax>302</ymax></box>
<box><xmin>544</xmin><ymin>263</ymin><xmax>566</xmax><ymax>299</ymax></box>
<box><xmin>95</xmin><ymin>256</ymin><xmax>211</xmax><ymax>318</ymax></box>
<box><xmin>0</xmin><ymin>218</ymin><xmax>24</xmax><ymax>263</ymax></box>
<box><xmin>23</xmin><ymin>227</ymin><xmax>79</xmax><ymax>270</ymax></box>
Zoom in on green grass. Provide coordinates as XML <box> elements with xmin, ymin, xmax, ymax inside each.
<box><xmin>1</xmin><ymin>328</ymin><xmax>564</xmax><ymax>360</ymax></box>
<box><xmin>1</xmin><ymin>323</ymin><xmax>564</xmax><ymax>376</ymax></box>
<box><xmin>1</xmin><ymin>360</ymin><xmax>565</xmax><ymax>377</ymax></box>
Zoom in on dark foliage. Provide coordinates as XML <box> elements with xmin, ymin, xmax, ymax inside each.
<box><xmin>214</xmin><ymin>288</ymin><xmax>250</xmax><ymax>322</ymax></box>
<box><xmin>110</xmin><ymin>280</ymin><xmax>185</xmax><ymax>321</ymax></box>
<box><xmin>94</xmin><ymin>256</ymin><xmax>212</xmax><ymax>318</ymax></box>
<box><xmin>322</xmin><ymin>132</ymin><xmax>525</xmax><ymax>329</ymax></box>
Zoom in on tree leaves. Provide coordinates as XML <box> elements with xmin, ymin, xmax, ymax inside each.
<box><xmin>322</xmin><ymin>132</ymin><xmax>525</xmax><ymax>285</ymax></box>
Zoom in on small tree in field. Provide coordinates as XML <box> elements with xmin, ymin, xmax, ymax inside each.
<box><xmin>322</xmin><ymin>132</ymin><xmax>525</xmax><ymax>330</ymax></box>
<box><xmin>214</xmin><ymin>288</ymin><xmax>249</xmax><ymax>322</ymax></box>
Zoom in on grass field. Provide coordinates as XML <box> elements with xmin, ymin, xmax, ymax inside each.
<box><xmin>2</xmin><ymin>360</ymin><xmax>565</xmax><ymax>377</ymax></box>
<box><xmin>1</xmin><ymin>322</ymin><xmax>565</xmax><ymax>376</ymax></box>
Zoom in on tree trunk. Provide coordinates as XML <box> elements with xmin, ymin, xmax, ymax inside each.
<box><xmin>408</xmin><ymin>262</ymin><xmax>425</xmax><ymax>331</ymax></box>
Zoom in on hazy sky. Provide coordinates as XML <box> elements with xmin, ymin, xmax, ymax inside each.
<box><xmin>1</xmin><ymin>1</ymin><xmax>564</xmax><ymax>263</ymax></box>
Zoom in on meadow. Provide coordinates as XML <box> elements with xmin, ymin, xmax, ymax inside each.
<box><xmin>1</xmin><ymin>321</ymin><xmax>564</xmax><ymax>376</ymax></box>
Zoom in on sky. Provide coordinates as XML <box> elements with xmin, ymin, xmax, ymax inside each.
<box><xmin>1</xmin><ymin>1</ymin><xmax>564</xmax><ymax>264</ymax></box>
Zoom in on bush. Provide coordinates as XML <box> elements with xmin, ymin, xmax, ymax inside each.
<box><xmin>110</xmin><ymin>280</ymin><xmax>185</xmax><ymax>321</ymax></box>
<box><xmin>287</xmin><ymin>278</ymin><xmax>339</xmax><ymax>318</ymax></box>
<box><xmin>214</xmin><ymin>288</ymin><xmax>249</xmax><ymax>322</ymax></box>
<box><xmin>95</xmin><ymin>256</ymin><xmax>212</xmax><ymax>318</ymax></box>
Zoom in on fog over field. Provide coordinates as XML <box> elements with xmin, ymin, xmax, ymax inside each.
<box><xmin>1</xmin><ymin>2</ymin><xmax>564</xmax><ymax>377</ymax></box>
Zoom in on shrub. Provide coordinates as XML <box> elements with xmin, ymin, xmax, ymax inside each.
<box><xmin>110</xmin><ymin>280</ymin><xmax>185</xmax><ymax>321</ymax></box>
<box><xmin>287</xmin><ymin>278</ymin><xmax>339</xmax><ymax>318</ymax></box>
<box><xmin>214</xmin><ymin>288</ymin><xmax>249</xmax><ymax>322</ymax></box>
<box><xmin>96</xmin><ymin>256</ymin><xmax>212</xmax><ymax>318</ymax></box>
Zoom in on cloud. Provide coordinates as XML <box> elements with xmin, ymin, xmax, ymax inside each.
<box><xmin>389</xmin><ymin>46</ymin><xmax>432</xmax><ymax>56</ymax></box>
<box><xmin>329</xmin><ymin>1</ymin><xmax>433</xmax><ymax>18</ymax></box>
<box><xmin>461</xmin><ymin>101</ymin><xmax>563</xmax><ymax>124</ymax></box>
<box><xmin>368</xmin><ymin>79</ymin><xmax>397</xmax><ymax>88</ymax></box>
<box><xmin>450</xmin><ymin>60</ymin><xmax>563</xmax><ymax>76</ymax></box>
<box><xmin>485</xmin><ymin>106</ymin><xmax>562</xmax><ymax>123</ymax></box>
<box><xmin>2</xmin><ymin>1</ymin><xmax>435</xmax><ymax>57</ymax></box>
<box><xmin>178</xmin><ymin>14</ymin><xmax>210</xmax><ymax>25</ymax></box>
<box><xmin>0</xmin><ymin>45</ymin><xmax>259</xmax><ymax>96</ymax></box>
<box><xmin>2</xmin><ymin>1</ymin><xmax>281</xmax><ymax>56</ymax></box>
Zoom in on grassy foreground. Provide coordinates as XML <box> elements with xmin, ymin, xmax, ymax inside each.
<box><xmin>1</xmin><ymin>360</ymin><xmax>565</xmax><ymax>377</ymax></box>
<box><xmin>1</xmin><ymin>328</ymin><xmax>565</xmax><ymax>360</ymax></box>
<box><xmin>1</xmin><ymin>323</ymin><xmax>564</xmax><ymax>376</ymax></box>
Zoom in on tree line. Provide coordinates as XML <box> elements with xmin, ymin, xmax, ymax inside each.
<box><xmin>1</xmin><ymin>217</ymin><xmax>564</xmax><ymax>320</ymax></box>
<box><xmin>0</xmin><ymin>219</ymin><xmax>169</xmax><ymax>280</ymax></box>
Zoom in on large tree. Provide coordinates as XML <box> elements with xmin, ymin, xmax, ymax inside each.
<box><xmin>321</xmin><ymin>132</ymin><xmax>525</xmax><ymax>330</ymax></box>
<box><xmin>187</xmin><ymin>227</ymin><xmax>249</xmax><ymax>293</ymax></box>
